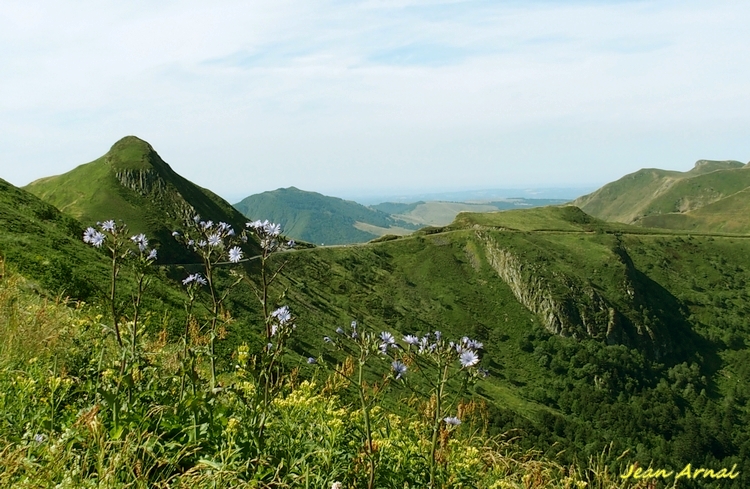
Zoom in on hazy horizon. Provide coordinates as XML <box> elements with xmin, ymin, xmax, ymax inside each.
<box><xmin>222</xmin><ymin>185</ymin><xmax>596</xmax><ymax>207</ymax></box>
<box><xmin>3</xmin><ymin>1</ymin><xmax>749</xmax><ymax>198</ymax></box>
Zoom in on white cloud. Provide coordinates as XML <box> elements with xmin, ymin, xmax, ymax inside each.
<box><xmin>1</xmin><ymin>0</ymin><xmax>749</xmax><ymax>200</ymax></box>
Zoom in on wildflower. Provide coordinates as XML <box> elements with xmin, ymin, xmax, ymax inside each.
<box><xmin>33</xmin><ymin>433</ymin><xmax>46</xmax><ymax>444</ymax></box>
<box><xmin>130</xmin><ymin>234</ymin><xmax>148</xmax><ymax>251</ymax></box>
<box><xmin>90</xmin><ymin>231</ymin><xmax>105</xmax><ymax>248</ymax></box>
<box><xmin>270</xmin><ymin>323</ymin><xmax>279</xmax><ymax>337</ymax></box>
<box><xmin>147</xmin><ymin>249</ymin><xmax>157</xmax><ymax>261</ymax></box>
<box><xmin>459</xmin><ymin>350</ymin><xmax>479</xmax><ymax>367</ymax></box>
<box><xmin>391</xmin><ymin>360</ymin><xmax>407</xmax><ymax>379</ymax></box>
<box><xmin>197</xmin><ymin>240</ymin><xmax>207</xmax><ymax>248</ymax></box>
<box><xmin>287</xmin><ymin>239</ymin><xmax>296</xmax><ymax>247</ymax></box>
<box><xmin>183</xmin><ymin>273</ymin><xmax>207</xmax><ymax>286</ymax></box>
<box><xmin>266</xmin><ymin>222</ymin><xmax>282</xmax><ymax>236</ymax></box>
<box><xmin>207</xmin><ymin>234</ymin><xmax>221</xmax><ymax>247</ymax></box>
<box><xmin>101</xmin><ymin>220</ymin><xmax>116</xmax><ymax>232</ymax></box>
<box><xmin>467</xmin><ymin>339</ymin><xmax>483</xmax><ymax>350</ymax></box>
<box><xmin>307</xmin><ymin>357</ymin><xmax>317</xmax><ymax>364</ymax></box>
<box><xmin>336</xmin><ymin>327</ymin><xmax>344</xmax><ymax>335</ymax></box>
<box><xmin>193</xmin><ymin>215</ymin><xmax>201</xmax><ymax>223</ymax></box>
<box><xmin>332</xmin><ymin>483</ymin><xmax>343</xmax><ymax>489</ymax></box>
<box><xmin>272</xmin><ymin>306</ymin><xmax>292</xmax><ymax>324</ymax></box>
<box><xmin>201</xmin><ymin>220</ymin><xmax>213</xmax><ymax>230</ymax></box>
<box><xmin>267</xmin><ymin>343</ymin><xmax>273</xmax><ymax>351</ymax></box>
<box><xmin>380</xmin><ymin>331</ymin><xmax>395</xmax><ymax>346</ymax></box>
<box><xmin>434</xmin><ymin>331</ymin><xmax>442</xmax><ymax>341</ymax></box>
<box><xmin>323</xmin><ymin>336</ymin><xmax>333</xmax><ymax>343</ymax></box>
<box><xmin>83</xmin><ymin>227</ymin><xmax>97</xmax><ymax>243</ymax></box>
<box><xmin>403</xmin><ymin>334</ymin><xmax>419</xmax><ymax>346</ymax></box>
<box><xmin>228</xmin><ymin>246</ymin><xmax>243</xmax><ymax>263</ymax></box>
<box><xmin>172</xmin><ymin>231</ymin><xmax>180</xmax><ymax>236</ymax></box>
<box><xmin>443</xmin><ymin>416</ymin><xmax>461</xmax><ymax>426</ymax></box>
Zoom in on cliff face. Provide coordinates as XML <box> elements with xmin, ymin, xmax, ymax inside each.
<box><xmin>479</xmin><ymin>232</ymin><xmax>687</xmax><ymax>360</ymax></box>
<box><xmin>114</xmin><ymin>168</ymin><xmax>168</xmax><ymax>196</ymax></box>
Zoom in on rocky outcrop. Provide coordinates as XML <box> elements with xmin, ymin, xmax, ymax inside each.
<box><xmin>482</xmin><ymin>235</ymin><xmax>615</xmax><ymax>341</ymax></box>
<box><xmin>479</xmin><ymin>233</ymin><xmax>683</xmax><ymax>359</ymax></box>
<box><xmin>114</xmin><ymin>169</ymin><xmax>167</xmax><ymax>196</ymax></box>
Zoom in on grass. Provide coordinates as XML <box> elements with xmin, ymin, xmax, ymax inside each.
<box><xmin>23</xmin><ymin>136</ymin><xmax>256</xmax><ymax>263</ymax></box>
<box><xmin>2</xmin><ymin>260</ymin><xmax>653</xmax><ymax>488</ymax></box>
<box><xmin>573</xmin><ymin>160</ymin><xmax>750</xmax><ymax>234</ymax></box>
<box><xmin>5</xmin><ymin>167</ymin><xmax>750</xmax><ymax>486</ymax></box>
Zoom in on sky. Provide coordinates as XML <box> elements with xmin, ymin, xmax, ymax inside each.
<box><xmin>2</xmin><ymin>0</ymin><xmax>750</xmax><ymax>203</ymax></box>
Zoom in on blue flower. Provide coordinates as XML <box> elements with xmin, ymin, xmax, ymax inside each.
<box><xmin>228</xmin><ymin>246</ymin><xmax>243</xmax><ymax>263</ymax></box>
<box><xmin>147</xmin><ymin>249</ymin><xmax>157</xmax><ymax>261</ymax></box>
<box><xmin>459</xmin><ymin>350</ymin><xmax>479</xmax><ymax>367</ymax></box>
<box><xmin>403</xmin><ymin>334</ymin><xmax>419</xmax><ymax>346</ymax></box>
<box><xmin>265</xmin><ymin>222</ymin><xmax>282</xmax><ymax>236</ymax></box>
<box><xmin>323</xmin><ymin>336</ymin><xmax>333</xmax><ymax>343</ymax></box>
<box><xmin>391</xmin><ymin>360</ymin><xmax>407</xmax><ymax>379</ymax></box>
<box><xmin>207</xmin><ymin>234</ymin><xmax>221</xmax><ymax>247</ymax></box>
<box><xmin>91</xmin><ymin>231</ymin><xmax>105</xmax><ymax>248</ymax></box>
<box><xmin>443</xmin><ymin>416</ymin><xmax>461</xmax><ymax>426</ymax></box>
<box><xmin>287</xmin><ymin>240</ymin><xmax>296</xmax><ymax>248</ymax></box>
<box><xmin>101</xmin><ymin>220</ymin><xmax>116</xmax><ymax>232</ymax></box>
<box><xmin>307</xmin><ymin>357</ymin><xmax>317</xmax><ymax>364</ymax></box>
<box><xmin>272</xmin><ymin>306</ymin><xmax>292</xmax><ymax>324</ymax></box>
<box><xmin>380</xmin><ymin>331</ymin><xmax>395</xmax><ymax>345</ymax></box>
<box><xmin>183</xmin><ymin>273</ymin><xmax>207</xmax><ymax>286</ymax></box>
<box><xmin>83</xmin><ymin>227</ymin><xmax>97</xmax><ymax>244</ymax></box>
<box><xmin>130</xmin><ymin>234</ymin><xmax>148</xmax><ymax>252</ymax></box>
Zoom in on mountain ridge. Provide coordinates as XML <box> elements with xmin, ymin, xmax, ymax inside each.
<box><xmin>573</xmin><ymin>159</ymin><xmax>750</xmax><ymax>232</ymax></box>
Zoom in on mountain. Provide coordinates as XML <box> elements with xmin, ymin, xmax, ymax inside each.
<box><xmin>234</xmin><ymin>187</ymin><xmax>420</xmax><ymax>245</ymax></box>
<box><xmin>5</xmin><ymin>151</ymin><xmax>750</xmax><ymax>482</ymax></box>
<box><xmin>573</xmin><ymin>159</ymin><xmax>750</xmax><ymax>232</ymax></box>
<box><xmin>24</xmin><ymin>136</ymin><xmax>256</xmax><ymax>262</ymax></box>
<box><xmin>371</xmin><ymin>198</ymin><xmax>569</xmax><ymax>227</ymax></box>
<box><xmin>275</xmin><ymin>205</ymin><xmax>750</xmax><ymax>475</ymax></box>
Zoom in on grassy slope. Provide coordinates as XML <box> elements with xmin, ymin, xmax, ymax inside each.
<box><xmin>7</xmin><ymin>151</ymin><xmax>750</xmax><ymax>482</ymax></box>
<box><xmin>268</xmin><ymin>205</ymin><xmax>750</xmax><ymax>477</ymax></box>
<box><xmin>25</xmin><ymin>136</ymin><xmax>256</xmax><ymax>262</ymax></box>
<box><xmin>574</xmin><ymin>160</ymin><xmax>750</xmax><ymax>233</ymax></box>
<box><xmin>234</xmin><ymin>187</ymin><xmax>420</xmax><ymax>245</ymax></box>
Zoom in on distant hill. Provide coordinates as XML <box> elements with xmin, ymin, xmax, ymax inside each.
<box><xmin>573</xmin><ymin>159</ymin><xmax>750</xmax><ymax>233</ymax></box>
<box><xmin>372</xmin><ymin>199</ymin><xmax>568</xmax><ymax>227</ymax></box>
<box><xmin>24</xmin><ymin>136</ymin><xmax>257</xmax><ymax>262</ymax></box>
<box><xmin>234</xmin><ymin>187</ymin><xmax>419</xmax><ymax>245</ymax></box>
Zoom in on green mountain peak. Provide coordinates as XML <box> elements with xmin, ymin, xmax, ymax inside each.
<box><xmin>24</xmin><ymin>137</ymin><xmax>256</xmax><ymax>262</ymax></box>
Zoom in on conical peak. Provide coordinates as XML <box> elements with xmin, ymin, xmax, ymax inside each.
<box><xmin>105</xmin><ymin>136</ymin><xmax>167</xmax><ymax>172</ymax></box>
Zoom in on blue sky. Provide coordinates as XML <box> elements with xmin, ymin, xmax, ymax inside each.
<box><xmin>2</xmin><ymin>0</ymin><xmax>749</xmax><ymax>203</ymax></box>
